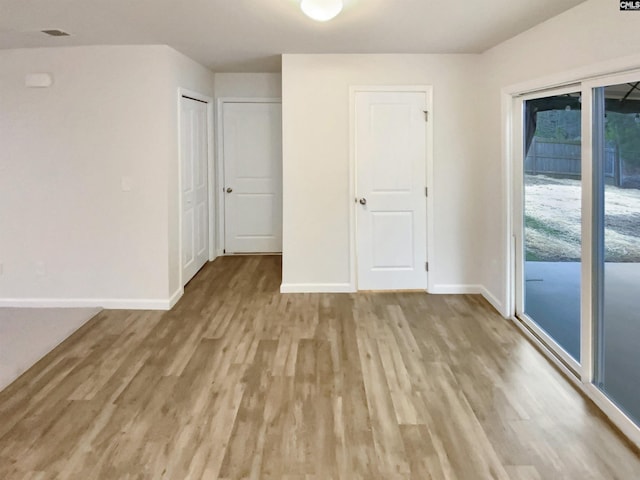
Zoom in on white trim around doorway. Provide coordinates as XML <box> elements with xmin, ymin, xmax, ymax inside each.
<box><xmin>215</xmin><ymin>97</ymin><xmax>282</xmax><ymax>257</ymax></box>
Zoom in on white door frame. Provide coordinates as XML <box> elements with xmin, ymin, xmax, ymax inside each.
<box><xmin>216</xmin><ymin>97</ymin><xmax>282</xmax><ymax>256</ymax></box>
<box><xmin>348</xmin><ymin>85</ymin><xmax>434</xmax><ymax>292</ymax></box>
<box><xmin>177</xmin><ymin>88</ymin><xmax>215</xmax><ymax>290</ymax></box>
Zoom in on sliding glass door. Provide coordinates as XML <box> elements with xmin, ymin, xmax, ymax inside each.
<box><xmin>517</xmin><ymin>89</ymin><xmax>583</xmax><ymax>368</ymax></box>
<box><xmin>515</xmin><ymin>75</ymin><xmax>640</xmax><ymax>437</ymax></box>
<box><xmin>593</xmin><ymin>82</ymin><xmax>640</xmax><ymax>425</ymax></box>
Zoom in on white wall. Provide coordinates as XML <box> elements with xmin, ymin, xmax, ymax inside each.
<box><xmin>6</xmin><ymin>2</ymin><xmax>636</xmax><ymax>312</ymax></box>
<box><xmin>0</xmin><ymin>45</ymin><xmax>215</xmax><ymax>308</ymax></box>
<box><xmin>479</xmin><ymin>0</ymin><xmax>640</xmax><ymax>315</ymax></box>
<box><xmin>213</xmin><ymin>73</ymin><xmax>281</xmax><ymax>99</ymax></box>
<box><xmin>281</xmin><ymin>54</ymin><xmax>485</xmax><ymax>293</ymax></box>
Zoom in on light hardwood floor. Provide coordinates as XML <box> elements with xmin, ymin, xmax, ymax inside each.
<box><xmin>0</xmin><ymin>256</ymin><xmax>638</xmax><ymax>479</ymax></box>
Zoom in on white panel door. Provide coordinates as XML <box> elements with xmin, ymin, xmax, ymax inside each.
<box><xmin>223</xmin><ymin>102</ymin><xmax>282</xmax><ymax>253</ymax></box>
<box><xmin>356</xmin><ymin>91</ymin><xmax>427</xmax><ymax>290</ymax></box>
<box><xmin>181</xmin><ymin>96</ymin><xmax>209</xmax><ymax>284</ymax></box>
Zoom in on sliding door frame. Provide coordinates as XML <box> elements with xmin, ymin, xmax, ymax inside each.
<box><xmin>513</xmin><ymin>84</ymin><xmax>583</xmax><ymax>375</ymax></box>
<box><xmin>583</xmin><ymin>69</ymin><xmax>640</xmax><ymax>381</ymax></box>
<box><xmin>504</xmin><ymin>61</ymin><xmax>640</xmax><ymax>449</ymax></box>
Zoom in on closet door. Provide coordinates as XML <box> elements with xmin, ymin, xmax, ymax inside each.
<box><xmin>181</xmin><ymin>96</ymin><xmax>209</xmax><ymax>284</ymax></box>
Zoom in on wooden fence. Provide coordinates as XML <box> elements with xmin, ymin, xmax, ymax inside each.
<box><xmin>525</xmin><ymin>139</ymin><xmax>623</xmax><ymax>186</ymax></box>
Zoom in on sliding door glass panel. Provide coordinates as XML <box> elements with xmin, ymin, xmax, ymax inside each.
<box><xmin>523</xmin><ymin>93</ymin><xmax>582</xmax><ymax>362</ymax></box>
<box><xmin>594</xmin><ymin>82</ymin><xmax>640</xmax><ymax>425</ymax></box>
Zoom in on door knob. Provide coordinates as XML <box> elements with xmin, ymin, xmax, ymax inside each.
<box><xmin>359</xmin><ymin>198</ymin><xmax>367</xmax><ymax>205</ymax></box>
<box><xmin>226</xmin><ymin>187</ymin><xmax>233</xmax><ymax>193</ymax></box>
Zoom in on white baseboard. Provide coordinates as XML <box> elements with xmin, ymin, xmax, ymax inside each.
<box><xmin>428</xmin><ymin>284</ymin><xmax>484</xmax><ymax>295</ymax></box>
<box><xmin>427</xmin><ymin>284</ymin><xmax>504</xmax><ymax>316</ymax></box>
<box><xmin>278</xmin><ymin>283</ymin><xmax>507</xmax><ymax>313</ymax></box>
<box><xmin>0</xmin><ymin>297</ymin><xmax>175</xmax><ymax>311</ymax></box>
<box><xmin>168</xmin><ymin>288</ymin><xmax>184</xmax><ymax>309</ymax></box>
<box><xmin>479</xmin><ymin>286</ymin><xmax>504</xmax><ymax>316</ymax></box>
<box><xmin>280</xmin><ymin>283</ymin><xmax>355</xmax><ymax>293</ymax></box>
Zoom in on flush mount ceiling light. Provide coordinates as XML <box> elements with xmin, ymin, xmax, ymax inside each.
<box><xmin>300</xmin><ymin>0</ymin><xmax>343</xmax><ymax>22</ymax></box>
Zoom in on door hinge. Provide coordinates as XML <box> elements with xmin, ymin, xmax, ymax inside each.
<box><xmin>223</xmin><ymin>249</ymin><xmax>226</xmax><ymax>254</ymax></box>
<box><xmin>426</xmin><ymin>262</ymin><xmax>429</xmax><ymax>272</ymax></box>
<box><xmin>423</xmin><ymin>110</ymin><xmax>429</xmax><ymax>122</ymax></box>
<box><xmin>425</xmin><ymin>187</ymin><xmax>428</xmax><ymax>197</ymax></box>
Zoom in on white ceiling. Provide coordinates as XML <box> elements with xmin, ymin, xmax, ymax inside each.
<box><xmin>0</xmin><ymin>0</ymin><xmax>586</xmax><ymax>72</ymax></box>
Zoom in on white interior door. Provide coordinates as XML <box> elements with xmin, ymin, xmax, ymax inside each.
<box><xmin>181</xmin><ymin>96</ymin><xmax>209</xmax><ymax>284</ymax></box>
<box><xmin>223</xmin><ymin>102</ymin><xmax>282</xmax><ymax>253</ymax></box>
<box><xmin>356</xmin><ymin>91</ymin><xmax>428</xmax><ymax>290</ymax></box>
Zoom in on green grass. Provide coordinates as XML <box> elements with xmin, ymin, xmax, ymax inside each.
<box><xmin>524</xmin><ymin>215</ymin><xmax>572</xmax><ymax>239</ymax></box>
<box><xmin>524</xmin><ymin>214</ymin><xmax>581</xmax><ymax>262</ymax></box>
